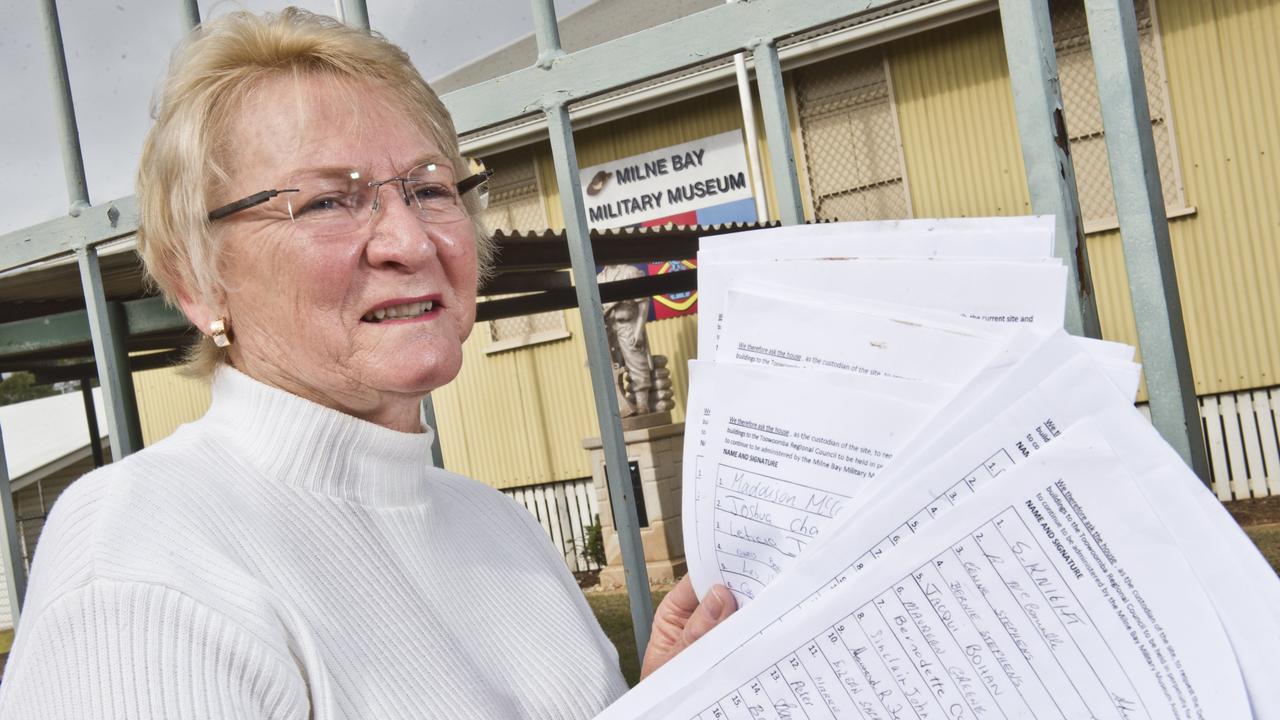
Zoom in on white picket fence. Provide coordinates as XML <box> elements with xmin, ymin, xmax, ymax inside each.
<box><xmin>503</xmin><ymin>477</ymin><xmax>603</xmax><ymax>574</ymax></box>
<box><xmin>1199</xmin><ymin>387</ymin><xmax>1280</xmax><ymax>501</ymax></box>
<box><xmin>1140</xmin><ymin>386</ymin><xmax>1280</xmax><ymax>500</ymax></box>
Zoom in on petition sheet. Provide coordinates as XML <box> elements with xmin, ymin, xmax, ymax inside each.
<box><xmin>1097</xmin><ymin>409</ymin><xmax>1280</xmax><ymax>717</ymax></box>
<box><xmin>699</xmin><ymin>216</ymin><xmax>1056</xmax><ymax>255</ymax></box>
<box><xmin>657</xmin><ymin>420</ymin><xmax>1251</xmax><ymax>720</ymax></box>
<box><xmin>683</xmin><ymin>361</ymin><xmax>938</xmax><ymax>602</ymax></box>
<box><xmin>698</xmin><ymin>230</ymin><xmax>1054</xmax><ymax>264</ymax></box>
<box><xmin>696</xmin><ymin>259</ymin><xmax>1067</xmax><ymax>361</ymax></box>
<box><xmin>604</xmin><ymin>343</ymin><xmax>1143</xmax><ymax>720</ymax></box>
<box><xmin>717</xmin><ymin>290</ymin><xmax>1006</xmax><ymax>385</ymax></box>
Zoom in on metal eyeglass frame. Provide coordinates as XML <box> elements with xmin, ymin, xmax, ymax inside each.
<box><xmin>206</xmin><ymin>168</ymin><xmax>494</xmax><ymax>222</ymax></box>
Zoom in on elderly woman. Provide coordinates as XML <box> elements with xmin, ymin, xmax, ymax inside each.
<box><xmin>0</xmin><ymin>9</ymin><xmax>734</xmax><ymax>719</ymax></box>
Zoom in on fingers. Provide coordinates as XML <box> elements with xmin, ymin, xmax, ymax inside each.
<box><xmin>639</xmin><ymin>580</ymin><xmax>739</xmax><ymax>680</ymax></box>
<box><xmin>658</xmin><ymin>576</ymin><xmax>700</xmax><ymax>621</ymax></box>
<box><xmin>680</xmin><ymin>584</ymin><xmax>736</xmax><ymax>648</ymax></box>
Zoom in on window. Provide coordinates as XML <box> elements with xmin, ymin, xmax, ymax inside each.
<box><xmin>476</xmin><ymin>152</ymin><xmax>548</xmax><ymax>235</ymax></box>
<box><xmin>486</xmin><ymin>304</ymin><xmax>572</xmax><ymax>354</ymax></box>
<box><xmin>795</xmin><ymin>51</ymin><xmax>911</xmax><ymax>221</ymax></box>
<box><xmin>475</xmin><ymin>152</ymin><xmax>571</xmax><ymax>352</ymax></box>
<box><xmin>1052</xmin><ymin>0</ymin><xmax>1188</xmax><ymax>231</ymax></box>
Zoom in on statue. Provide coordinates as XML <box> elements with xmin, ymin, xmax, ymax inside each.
<box><xmin>597</xmin><ymin>264</ymin><xmax>675</xmax><ymax>421</ymax></box>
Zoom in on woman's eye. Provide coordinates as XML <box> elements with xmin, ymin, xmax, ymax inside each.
<box><xmin>301</xmin><ymin>194</ymin><xmax>351</xmax><ymax>213</ymax></box>
<box><xmin>412</xmin><ymin>183</ymin><xmax>456</xmax><ymax>204</ymax></box>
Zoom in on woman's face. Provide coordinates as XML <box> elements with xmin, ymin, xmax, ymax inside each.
<box><xmin>209</xmin><ymin>75</ymin><xmax>478</xmax><ymax>431</ymax></box>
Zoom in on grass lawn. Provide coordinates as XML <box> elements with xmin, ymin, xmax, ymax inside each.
<box><xmin>584</xmin><ymin>589</ymin><xmax>668</xmax><ymax>687</ymax></box>
<box><xmin>587</xmin><ymin>498</ymin><xmax>1280</xmax><ymax>689</ymax></box>
<box><xmin>1228</xmin><ymin>495</ymin><xmax>1280</xmax><ymax>574</ymax></box>
<box><xmin>0</xmin><ymin>629</ymin><xmax>10</xmax><ymax>655</ymax></box>
<box><xmin>1244</xmin><ymin>524</ymin><xmax>1280</xmax><ymax>573</ymax></box>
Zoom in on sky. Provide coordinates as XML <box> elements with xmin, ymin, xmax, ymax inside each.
<box><xmin>0</xmin><ymin>0</ymin><xmax>594</xmax><ymax>238</ymax></box>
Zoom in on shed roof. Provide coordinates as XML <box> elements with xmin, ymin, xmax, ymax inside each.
<box><xmin>1</xmin><ymin>387</ymin><xmax>106</xmax><ymax>481</ymax></box>
<box><xmin>0</xmin><ymin>221</ymin><xmax>778</xmax><ymax>377</ymax></box>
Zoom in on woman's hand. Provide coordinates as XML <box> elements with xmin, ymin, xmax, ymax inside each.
<box><xmin>639</xmin><ymin>576</ymin><xmax>737</xmax><ymax>680</ymax></box>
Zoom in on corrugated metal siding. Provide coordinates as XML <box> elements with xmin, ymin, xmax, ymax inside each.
<box><xmin>433</xmin><ymin>312</ymin><xmax>698</xmax><ymax>489</ymax></box>
<box><xmin>889</xmin><ymin>14</ymin><xmax>1032</xmax><ymax>218</ymax></box>
<box><xmin>133</xmin><ymin>365</ymin><xmax>211</xmax><ymax>446</ymax></box>
<box><xmin>888</xmin><ymin>4</ymin><xmax>1279</xmax><ymax>395</ymax></box>
<box><xmin>434</xmin><ymin>87</ymin><xmax>753</xmax><ymax>488</ymax></box>
<box><xmin>1085</xmin><ymin>229</ymin><xmax>1148</xmax><ymax>397</ymax></box>
<box><xmin>1155</xmin><ymin>0</ymin><xmax>1280</xmax><ymax>394</ymax></box>
<box><xmin>889</xmin><ymin>13</ymin><xmax>1156</xmax><ymax>379</ymax></box>
<box><xmin>128</xmin><ymin>0</ymin><xmax>1280</xmax><ymax>489</ymax></box>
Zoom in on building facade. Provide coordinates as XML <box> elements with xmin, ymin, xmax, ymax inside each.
<box><xmin>130</xmin><ymin>0</ymin><xmax>1279</xmax><ymax>501</ymax></box>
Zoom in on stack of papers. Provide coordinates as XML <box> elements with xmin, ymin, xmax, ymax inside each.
<box><xmin>600</xmin><ymin>217</ymin><xmax>1280</xmax><ymax>720</ymax></box>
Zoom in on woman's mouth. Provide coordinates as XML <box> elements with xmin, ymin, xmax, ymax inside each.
<box><xmin>362</xmin><ymin>299</ymin><xmax>436</xmax><ymax>323</ymax></box>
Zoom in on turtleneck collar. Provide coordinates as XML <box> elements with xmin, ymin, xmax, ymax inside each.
<box><xmin>204</xmin><ymin>366</ymin><xmax>439</xmax><ymax>507</ymax></box>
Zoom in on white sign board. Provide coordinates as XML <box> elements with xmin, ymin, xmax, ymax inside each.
<box><xmin>578</xmin><ymin>131</ymin><xmax>754</xmax><ymax>230</ymax></box>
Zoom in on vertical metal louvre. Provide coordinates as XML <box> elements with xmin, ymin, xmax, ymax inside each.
<box><xmin>479</xmin><ymin>153</ymin><xmax>567</xmax><ymax>346</ymax></box>
<box><xmin>795</xmin><ymin>52</ymin><xmax>912</xmax><ymax>221</ymax></box>
<box><xmin>1053</xmin><ymin>0</ymin><xmax>1184</xmax><ymax>227</ymax></box>
<box><xmin>477</xmin><ymin>151</ymin><xmax>547</xmax><ymax>233</ymax></box>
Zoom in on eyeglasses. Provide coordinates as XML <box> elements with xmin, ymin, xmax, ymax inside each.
<box><xmin>207</xmin><ymin>163</ymin><xmax>493</xmax><ymax>238</ymax></box>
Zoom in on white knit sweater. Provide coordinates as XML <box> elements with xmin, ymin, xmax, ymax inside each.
<box><xmin>0</xmin><ymin>368</ymin><xmax>628</xmax><ymax>719</ymax></box>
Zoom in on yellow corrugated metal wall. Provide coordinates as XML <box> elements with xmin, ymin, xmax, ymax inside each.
<box><xmin>887</xmin><ymin>13</ymin><xmax>1153</xmax><ymax>374</ymax></box>
<box><xmin>432</xmin><ymin>88</ymin><xmax>762</xmax><ymax>487</ymax></box>
<box><xmin>887</xmin><ymin>1</ymin><xmax>1279</xmax><ymax>395</ymax></box>
<box><xmin>890</xmin><ymin>16</ymin><xmax>1032</xmax><ymax>218</ymax></box>
<box><xmin>1153</xmin><ymin>0</ymin><xmax>1280</xmax><ymax>393</ymax></box>
<box><xmin>132</xmin><ymin>1</ymin><xmax>1278</xmax><ymax>486</ymax></box>
<box><xmin>133</xmin><ymin>365</ymin><xmax>211</xmax><ymax>445</ymax></box>
<box><xmin>432</xmin><ymin>310</ymin><xmax>699</xmax><ymax>489</ymax></box>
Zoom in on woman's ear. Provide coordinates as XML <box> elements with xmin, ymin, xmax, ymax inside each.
<box><xmin>173</xmin><ymin>283</ymin><xmax>222</xmax><ymax>341</ymax></box>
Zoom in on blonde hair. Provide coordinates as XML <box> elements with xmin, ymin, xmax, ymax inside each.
<box><xmin>136</xmin><ymin>7</ymin><xmax>494</xmax><ymax>378</ymax></box>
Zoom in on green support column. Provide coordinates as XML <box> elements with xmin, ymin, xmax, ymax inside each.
<box><xmin>181</xmin><ymin>0</ymin><xmax>200</xmax><ymax>29</ymax></box>
<box><xmin>420</xmin><ymin>397</ymin><xmax>445</xmax><ymax>469</ymax></box>
<box><xmin>531</xmin><ymin>0</ymin><xmax>653</xmax><ymax>661</ymax></box>
<box><xmin>751</xmin><ymin>40</ymin><xmax>805</xmax><ymax>225</ymax></box>
<box><xmin>1083</xmin><ymin>0</ymin><xmax>1209</xmax><ymax>480</ymax></box>
<box><xmin>0</xmin><ymin>426</ymin><xmax>27</xmax><ymax>627</ymax></box>
<box><xmin>339</xmin><ymin>0</ymin><xmax>370</xmax><ymax>30</ymax></box>
<box><xmin>77</xmin><ymin>247</ymin><xmax>144</xmax><ymax>459</ymax></box>
<box><xmin>998</xmin><ymin>0</ymin><xmax>1103</xmax><ymax>339</ymax></box>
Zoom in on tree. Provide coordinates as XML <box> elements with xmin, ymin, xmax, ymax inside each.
<box><xmin>0</xmin><ymin>372</ymin><xmax>58</xmax><ymax>406</ymax></box>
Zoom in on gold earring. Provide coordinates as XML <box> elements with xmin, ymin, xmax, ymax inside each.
<box><xmin>209</xmin><ymin>318</ymin><xmax>232</xmax><ymax>348</ymax></box>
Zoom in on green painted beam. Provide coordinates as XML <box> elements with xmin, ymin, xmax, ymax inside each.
<box><xmin>1</xmin><ymin>0</ymin><xmax>904</xmax><ymax>274</ymax></box>
<box><xmin>442</xmin><ymin>0</ymin><xmax>907</xmax><ymax>135</ymax></box>
<box><xmin>0</xmin><ymin>295</ymin><xmax>187</xmax><ymax>361</ymax></box>
<box><xmin>124</xmin><ymin>296</ymin><xmax>188</xmax><ymax>336</ymax></box>
<box><xmin>0</xmin><ymin>197</ymin><xmax>137</xmax><ymax>274</ymax></box>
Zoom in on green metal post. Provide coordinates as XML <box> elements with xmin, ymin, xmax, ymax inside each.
<box><xmin>529</xmin><ymin>0</ymin><xmax>564</xmax><ymax>68</ymax></box>
<box><xmin>77</xmin><ymin>247</ymin><xmax>144</xmax><ymax>459</ymax></box>
<box><xmin>998</xmin><ymin>0</ymin><xmax>1103</xmax><ymax>339</ymax></box>
<box><xmin>82</xmin><ymin>380</ymin><xmax>106</xmax><ymax>468</ymax></box>
<box><xmin>38</xmin><ymin>0</ymin><xmax>90</xmax><ymax>214</ymax></box>
<box><xmin>1083</xmin><ymin>0</ymin><xmax>1209</xmax><ymax>480</ymax></box>
<box><xmin>420</xmin><ymin>397</ymin><xmax>445</xmax><ymax>468</ymax></box>
<box><xmin>339</xmin><ymin>0</ymin><xmax>370</xmax><ymax>30</ymax></box>
<box><xmin>531</xmin><ymin>0</ymin><xmax>653</xmax><ymax>661</ymax></box>
<box><xmin>751</xmin><ymin>40</ymin><xmax>805</xmax><ymax>225</ymax></box>
<box><xmin>182</xmin><ymin>0</ymin><xmax>200</xmax><ymax>29</ymax></box>
<box><xmin>0</xmin><ymin>426</ymin><xmax>27</xmax><ymax>627</ymax></box>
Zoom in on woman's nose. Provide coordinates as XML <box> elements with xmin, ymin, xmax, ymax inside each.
<box><xmin>364</xmin><ymin>196</ymin><xmax>440</xmax><ymax>271</ymax></box>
